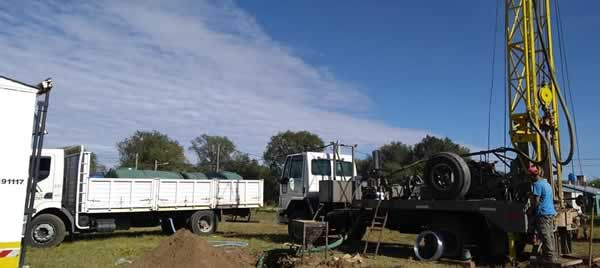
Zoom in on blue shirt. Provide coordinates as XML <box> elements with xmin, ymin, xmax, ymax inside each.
<box><xmin>532</xmin><ymin>179</ymin><xmax>557</xmax><ymax>216</ymax></box>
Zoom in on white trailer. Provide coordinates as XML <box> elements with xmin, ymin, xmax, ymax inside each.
<box><xmin>28</xmin><ymin>147</ymin><xmax>263</xmax><ymax>247</ymax></box>
<box><xmin>0</xmin><ymin>76</ymin><xmax>52</xmax><ymax>267</ymax></box>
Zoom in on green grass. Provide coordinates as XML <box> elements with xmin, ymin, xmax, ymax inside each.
<box><xmin>26</xmin><ymin>210</ymin><xmax>600</xmax><ymax>267</ymax></box>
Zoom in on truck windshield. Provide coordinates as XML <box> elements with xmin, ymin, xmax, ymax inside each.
<box><xmin>311</xmin><ymin>159</ymin><xmax>353</xmax><ymax>177</ymax></box>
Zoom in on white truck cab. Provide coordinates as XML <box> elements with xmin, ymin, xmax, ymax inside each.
<box><xmin>277</xmin><ymin>152</ymin><xmax>355</xmax><ymax>223</ymax></box>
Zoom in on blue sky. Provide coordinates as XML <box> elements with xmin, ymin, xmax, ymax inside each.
<box><xmin>236</xmin><ymin>1</ymin><xmax>600</xmax><ymax>178</ymax></box>
<box><xmin>0</xmin><ymin>1</ymin><xmax>598</xmax><ymax>177</ymax></box>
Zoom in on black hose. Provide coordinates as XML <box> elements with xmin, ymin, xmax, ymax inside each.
<box><xmin>532</xmin><ymin>0</ymin><xmax>575</xmax><ymax>166</ymax></box>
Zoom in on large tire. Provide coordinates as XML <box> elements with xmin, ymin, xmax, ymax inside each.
<box><xmin>431</xmin><ymin>217</ymin><xmax>465</xmax><ymax>258</ymax></box>
<box><xmin>423</xmin><ymin>152</ymin><xmax>471</xmax><ymax>200</ymax></box>
<box><xmin>189</xmin><ymin>211</ymin><xmax>217</xmax><ymax>235</ymax></box>
<box><xmin>27</xmin><ymin>214</ymin><xmax>66</xmax><ymax>248</ymax></box>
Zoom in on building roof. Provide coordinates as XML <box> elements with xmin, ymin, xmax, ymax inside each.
<box><xmin>563</xmin><ymin>183</ymin><xmax>600</xmax><ymax>196</ymax></box>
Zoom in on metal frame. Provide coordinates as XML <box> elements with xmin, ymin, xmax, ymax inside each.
<box><xmin>20</xmin><ymin>80</ymin><xmax>52</xmax><ymax>266</ymax></box>
<box><xmin>506</xmin><ymin>0</ymin><xmax>563</xmax><ymax>199</ymax></box>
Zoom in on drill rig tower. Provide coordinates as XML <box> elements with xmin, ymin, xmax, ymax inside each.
<box><xmin>506</xmin><ymin>0</ymin><xmax>577</xmax><ymax>252</ymax></box>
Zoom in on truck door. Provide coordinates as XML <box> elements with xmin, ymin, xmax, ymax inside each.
<box><xmin>32</xmin><ymin>155</ymin><xmax>53</xmax><ymax>200</ymax></box>
<box><xmin>279</xmin><ymin>155</ymin><xmax>305</xmax><ymax>209</ymax></box>
<box><xmin>287</xmin><ymin>155</ymin><xmax>304</xmax><ymax>195</ymax></box>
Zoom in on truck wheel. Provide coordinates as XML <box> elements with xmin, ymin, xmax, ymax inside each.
<box><xmin>190</xmin><ymin>211</ymin><xmax>217</xmax><ymax>235</ymax></box>
<box><xmin>423</xmin><ymin>152</ymin><xmax>471</xmax><ymax>200</ymax></box>
<box><xmin>431</xmin><ymin>215</ymin><xmax>466</xmax><ymax>258</ymax></box>
<box><xmin>27</xmin><ymin>214</ymin><xmax>66</xmax><ymax>248</ymax></box>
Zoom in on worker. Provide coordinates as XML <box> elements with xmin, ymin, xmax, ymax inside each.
<box><xmin>527</xmin><ymin>165</ymin><xmax>558</xmax><ymax>263</ymax></box>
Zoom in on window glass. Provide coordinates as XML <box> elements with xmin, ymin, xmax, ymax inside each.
<box><xmin>282</xmin><ymin>158</ymin><xmax>291</xmax><ymax>179</ymax></box>
<box><xmin>336</xmin><ymin>161</ymin><xmax>354</xmax><ymax>177</ymax></box>
<box><xmin>311</xmin><ymin>159</ymin><xmax>331</xmax><ymax>176</ymax></box>
<box><xmin>34</xmin><ymin>157</ymin><xmax>51</xmax><ymax>182</ymax></box>
<box><xmin>289</xmin><ymin>156</ymin><xmax>303</xmax><ymax>179</ymax></box>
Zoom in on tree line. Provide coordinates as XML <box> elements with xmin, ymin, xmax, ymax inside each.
<box><xmin>101</xmin><ymin>130</ymin><xmax>468</xmax><ymax>204</ymax></box>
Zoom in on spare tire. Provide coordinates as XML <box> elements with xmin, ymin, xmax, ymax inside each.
<box><xmin>423</xmin><ymin>152</ymin><xmax>471</xmax><ymax>200</ymax></box>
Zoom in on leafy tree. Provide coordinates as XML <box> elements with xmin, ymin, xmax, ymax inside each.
<box><xmin>355</xmin><ymin>157</ymin><xmax>373</xmax><ymax>179</ymax></box>
<box><xmin>263</xmin><ymin>130</ymin><xmax>325</xmax><ymax>175</ymax></box>
<box><xmin>189</xmin><ymin>134</ymin><xmax>236</xmax><ymax>172</ymax></box>
<box><xmin>117</xmin><ymin>130</ymin><xmax>189</xmax><ymax>171</ymax></box>
<box><xmin>588</xmin><ymin>178</ymin><xmax>600</xmax><ymax>188</ymax></box>
<box><xmin>224</xmin><ymin>153</ymin><xmax>265</xmax><ymax>179</ymax></box>
<box><xmin>356</xmin><ymin>136</ymin><xmax>470</xmax><ymax>180</ymax></box>
<box><xmin>380</xmin><ymin>142</ymin><xmax>414</xmax><ymax>179</ymax></box>
<box><xmin>411</xmin><ymin>135</ymin><xmax>470</xmax><ymax>161</ymax></box>
<box><xmin>224</xmin><ymin>153</ymin><xmax>279</xmax><ymax>203</ymax></box>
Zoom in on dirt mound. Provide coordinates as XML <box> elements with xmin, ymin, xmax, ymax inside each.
<box><xmin>129</xmin><ymin>229</ymin><xmax>253</xmax><ymax>268</ymax></box>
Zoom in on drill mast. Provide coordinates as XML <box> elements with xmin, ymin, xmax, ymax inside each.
<box><xmin>506</xmin><ymin>0</ymin><xmax>564</xmax><ymax>202</ymax></box>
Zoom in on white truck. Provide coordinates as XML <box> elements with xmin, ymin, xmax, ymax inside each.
<box><xmin>28</xmin><ymin>146</ymin><xmax>264</xmax><ymax>247</ymax></box>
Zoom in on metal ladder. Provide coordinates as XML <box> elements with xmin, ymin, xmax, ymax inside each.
<box><xmin>77</xmin><ymin>152</ymin><xmax>90</xmax><ymax>213</ymax></box>
<box><xmin>363</xmin><ymin>199</ymin><xmax>388</xmax><ymax>257</ymax></box>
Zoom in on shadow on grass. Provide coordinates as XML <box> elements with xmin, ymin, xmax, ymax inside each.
<box><xmin>66</xmin><ymin>230</ymin><xmax>164</xmax><ymax>243</ymax></box>
<box><xmin>219</xmin><ymin>231</ymin><xmax>290</xmax><ymax>244</ymax></box>
<box><xmin>342</xmin><ymin>240</ymin><xmax>511</xmax><ymax>266</ymax></box>
<box><xmin>337</xmin><ymin>240</ymin><xmax>416</xmax><ymax>259</ymax></box>
<box><xmin>223</xmin><ymin>219</ymin><xmax>261</xmax><ymax>224</ymax></box>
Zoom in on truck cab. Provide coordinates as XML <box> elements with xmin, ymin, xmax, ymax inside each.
<box><xmin>276</xmin><ymin>152</ymin><xmax>355</xmax><ymax>223</ymax></box>
<box><xmin>32</xmin><ymin>149</ymin><xmax>66</xmax><ymax>214</ymax></box>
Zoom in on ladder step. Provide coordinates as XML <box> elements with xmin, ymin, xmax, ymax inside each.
<box><xmin>374</xmin><ymin>216</ymin><xmax>386</xmax><ymax>220</ymax></box>
<box><xmin>369</xmin><ymin>227</ymin><xmax>384</xmax><ymax>231</ymax></box>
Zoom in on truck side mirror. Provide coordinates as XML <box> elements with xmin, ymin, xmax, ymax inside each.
<box><xmin>372</xmin><ymin>150</ymin><xmax>382</xmax><ymax>170</ymax></box>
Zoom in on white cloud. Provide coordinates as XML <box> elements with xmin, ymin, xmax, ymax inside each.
<box><xmin>0</xmin><ymin>0</ymin><xmax>431</xmax><ymax>165</ymax></box>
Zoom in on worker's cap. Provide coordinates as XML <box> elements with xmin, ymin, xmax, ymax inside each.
<box><xmin>527</xmin><ymin>165</ymin><xmax>539</xmax><ymax>176</ymax></box>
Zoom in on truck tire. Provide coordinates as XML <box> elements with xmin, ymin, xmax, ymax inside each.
<box><xmin>423</xmin><ymin>152</ymin><xmax>471</xmax><ymax>200</ymax></box>
<box><xmin>27</xmin><ymin>214</ymin><xmax>66</xmax><ymax>248</ymax></box>
<box><xmin>189</xmin><ymin>211</ymin><xmax>217</xmax><ymax>235</ymax></box>
<box><xmin>431</xmin><ymin>216</ymin><xmax>466</xmax><ymax>258</ymax></box>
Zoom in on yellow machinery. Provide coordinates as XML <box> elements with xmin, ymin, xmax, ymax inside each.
<box><xmin>506</xmin><ymin>0</ymin><xmax>577</xmax><ymax>252</ymax></box>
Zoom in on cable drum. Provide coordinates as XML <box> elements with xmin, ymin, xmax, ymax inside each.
<box><xmin>414</xmin><ymin>231</ymin><xmax>444</xmax><ymax>261</ymax></box>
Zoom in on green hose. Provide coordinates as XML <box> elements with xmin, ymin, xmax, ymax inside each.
<box><xmin>256</xmin><ymin>254</ymin><xmax>265</xmax><ymax>268</ymax></box>
<box><xmin>255</xmin><ymin>236</ymin><xmax>346</xmax><ymax>268</ymax></box>
<box><xmin>305</xmin><ymin>236</ymin><xmax>345</xmax><ymax>253</ymax></box>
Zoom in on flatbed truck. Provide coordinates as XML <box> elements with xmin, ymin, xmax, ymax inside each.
<box><xmin>27</xmin><ymin>146</ymin><xmax>264</xmax><ymax>247</ymax></box>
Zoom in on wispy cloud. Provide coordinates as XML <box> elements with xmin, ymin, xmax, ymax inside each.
<box><xmin>0</xmin><ymin>0</ymin><xmax>431</xmax><ymax>164</ymax></box>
